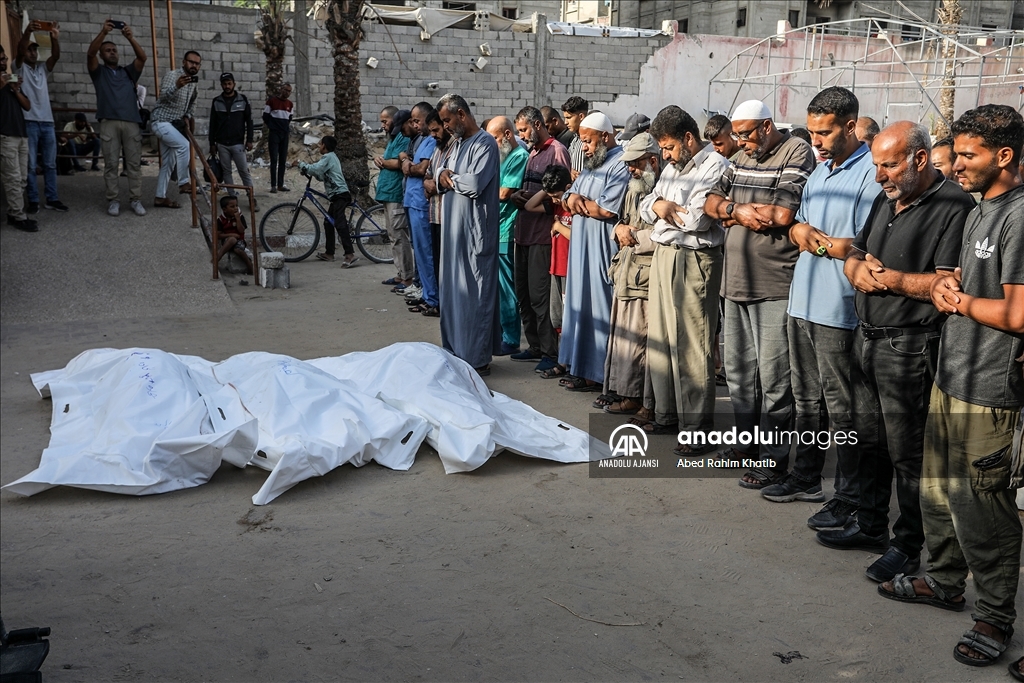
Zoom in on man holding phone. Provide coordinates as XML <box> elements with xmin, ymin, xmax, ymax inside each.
<box><xmin>87</xmin><ymin>19</ymin><xmax>147</xmax><ymax>216</ymax></box>
<box><xmin>151</xmin><ymin>51</ymin><xmax>202</xmax><ymax>209</ymax></box>
<box><xmin>17</xmin><ymin>20</ymin><xmax>69</xmax><ymax>213</ymax></box>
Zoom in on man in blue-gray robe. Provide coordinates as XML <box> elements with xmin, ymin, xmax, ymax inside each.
<box><xmin>436</xmin><ymin>94</ymin><xmax>502</xmax><ymax>374</ymax></box>
<box><xmin>559</xmin><ymin>112</ymin><xmax>631</xmax><ymax>389</ymax></box>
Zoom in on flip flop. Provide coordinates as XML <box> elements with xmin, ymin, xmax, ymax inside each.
<box><xmin>154</xmin><ymin>198</ymin><xmax>181</xmax><ymax>209</ymax></box>
<box><xmin>341</xmin><ymin>256</ymin><xmax>360</xmax><ymax>268</ymax></box>
<box><xmin>316</xmin><ymin>252</ymin><xmax>335</xmax><ymax>262</ymax></box>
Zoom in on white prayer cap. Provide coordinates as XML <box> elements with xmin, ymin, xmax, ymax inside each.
<box><xmin>579</xmin><ymin>112</ymin><xmax>615</xmax><ymax>134</ymax></box>
<box><xmin>730</xmin><ymin>99</ymin><xmax>773</xmax><ymax>122</ymax></box>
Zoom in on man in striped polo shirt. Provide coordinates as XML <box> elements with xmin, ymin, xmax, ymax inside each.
<box><xmin>704</xmin><ymin>100</ymin><xmax>817</xmax><ymax>490</ymax></box>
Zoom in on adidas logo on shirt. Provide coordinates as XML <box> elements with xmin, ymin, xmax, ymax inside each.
<box><xmin>974</xmin><ymin>237</ymin><xmax>995</xmax><ymax>259</ymax></box>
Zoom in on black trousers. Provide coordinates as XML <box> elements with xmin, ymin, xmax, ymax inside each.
<box><xmin>268</xmin><ymin>130</ymin><xmax>289</xmax><ymax>187</ymax></box>
<box><xmin>514</xmin><ymin>242</ymin><xmax>558</xmax><ymax>359</ymax></box>
<box><xmin>326</xmin><ymin>192</ymin><xmax>353</xmax><ymax>255</ymax></box>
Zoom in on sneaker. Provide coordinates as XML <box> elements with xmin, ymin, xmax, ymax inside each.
<box><xmin>278</xmin><ymin>185</ymin><xmax>291</xmax><ymax>192</ymax></box>
<box><xmin>534</xmin><ymin>357</ymin><xmax>558</xmax><ymax>373</ymax></box>
<box><xmin>496</xmin><ymin>342</ymin><xmax>520</xmax><ymax>356</ymax></box>
<box><xmin>130</xmin><ymin>200</ymin><xmax>146</xmax><ymax>216</ymax></box>
<box><xmin>760</xmin><ymin>473</ymin><xmax>825</xmax><ymax>503</ymax></box>
<box><xmin>401</xmin><ymin>285</ymin><xmax>423</xmax><ymax>299</ymax></box>
<box><xmin>27</xmin><ymin>202</ymin><xmax>39</xmax><ymax>214</ymax></box>
<box><xmin>807</xmin><ymin>498</ymin><xmax>858</xmax><ymax>531</ymax></box>
<box><xmin>270</xmin><ymin>187</ymin><xmax>278</xmax><ymax>194</ymax></box>
<box><xmin>510</xmin><ymin>349</ymin><xmax>542</xmax><ymax>362</ymax></box>
<box><xmin>108</xmin><ymin>201</ymin><xmax>120</xmax><ymax>216</ymax></box>
<box><xmin>865</xmin><ymin>547</ymin><xmax>920</xmax><ymax>583</ymax></box>
<box><xmin>9</xmin><ymin>217</ymin><xmax>39</xmax><ymax>232</ymax></box>
<box><xmin>815</xmin><ymin>523</ymin><xmax>889</xmax><ymax>553</ymax></box>
<box><xmin>44</xmin><ymin>200</ymin><xmax>69</xmax><ymax>212</ymax></box>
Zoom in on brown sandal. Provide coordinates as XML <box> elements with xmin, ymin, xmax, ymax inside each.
<box><xmin>154</xmin><ymin>198</ymin><xmax>181</xmax><ymax>209</ymax></box>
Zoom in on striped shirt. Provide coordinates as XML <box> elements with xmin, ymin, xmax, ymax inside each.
<box><xmin>708</xmin><ymin>131</ymin><xmax>816</xmax><ymax>302</ymax></box>
<box><xmin>568</xmin><ymin>136</ymin><xmax>585</xmax><ymax>173</ymax></box>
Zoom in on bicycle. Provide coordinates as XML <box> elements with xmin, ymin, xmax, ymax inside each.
<box><xmin>258</xmin><ymin>176</ymin><xmax>392</xmax><ymax>263</ymax></box>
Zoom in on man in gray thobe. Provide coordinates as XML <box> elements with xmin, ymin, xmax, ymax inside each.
<box><xmin>436</xmin><ymin>94</ymin><xmax>502</xmax><ymax>374</ymax></box>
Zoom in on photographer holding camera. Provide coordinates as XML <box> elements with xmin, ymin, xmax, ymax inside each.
<box><xmin>150</xmin><ymin>50</ymin><xmax>202</xmax><ymax>209</ymax></box>
<box><xmin>87</xmin><ymin>19</ymin><xmax>147</xmax><ymax>217</ymax></box>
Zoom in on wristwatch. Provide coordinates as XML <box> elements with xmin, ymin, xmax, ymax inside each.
<box><xmin>725</xmin><ymin>202</ymin><xmax>735</xmax><ymax>217</ymax></box>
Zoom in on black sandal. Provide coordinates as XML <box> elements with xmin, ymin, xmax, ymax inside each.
<box><xmin>591</xmin><ymin>393</ymin><xmax>617</xmax><ymax>409</ymax></box>
<box><xmin>953</xmin><ymin>624</ymin><xmax>1013</xmax><ymax>667</ymax></box>
<box><xmin>738</xmin><ymin>467</ymin><xmax>786</xmax><ymax>490</ymax></box>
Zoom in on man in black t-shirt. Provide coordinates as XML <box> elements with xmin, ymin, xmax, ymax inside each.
<box><xmin>817</xmin><ymin>121</ymin><xmax>974</xmax><ymax>585</ymax></box>
<box><xmin>878</xmin><ymin>105</ymin><xmax>1023</xmax><ymax>672</ymax></box>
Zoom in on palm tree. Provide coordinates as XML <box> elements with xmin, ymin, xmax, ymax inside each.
<box><xmin>324</xmin><ymin>0</ymin><xmax>371</xmax><ymax>203</ymax></box>
<box><xmin>934</xmin><ymin>0</ymin><xmax>962</xmax><ymax>138</ymax></box>
<box><xmin>255</xmin><ymin>0</ymin><xmax>291</xmax><ymax>99</ymax></box>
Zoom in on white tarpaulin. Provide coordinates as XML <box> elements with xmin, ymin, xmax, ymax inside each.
<box><xmin>4</xmin><ymin>343</ymin><xmax>605</xmax><ymax>504</ymax></box>
<box><xmin>361</xmin><ymin>4</ymin><xmax>533</xmax><ymax>38</ymax></box>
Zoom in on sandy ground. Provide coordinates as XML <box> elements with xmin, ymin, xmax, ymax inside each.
<box><xmin>1</xmin><ymin>169</ymin><xmax>1019</xmax><ymax>682</ymax></box>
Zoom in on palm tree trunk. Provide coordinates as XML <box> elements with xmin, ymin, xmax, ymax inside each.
<box><xmin>326</xmin><ymin>0</ymin><xmax>371</xmax><ymax>206</ymax></box>
<box><xmin>258</xmin><ymin>0</ymin><xmax>290</xmax><ymax>99</ymax></box>
<box><xmin>935</xmin><ymin>0</ymin><xmax>962</xmax><ymax>138</ymax></box>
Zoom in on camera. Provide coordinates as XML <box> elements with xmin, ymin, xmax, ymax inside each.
<box><xmin>189</xmin><ymin>76</ymin><xmax>199</xmax><ymax>83</ymax></box>
<box><xmin>110</xmin><ymin>20</ymin><xmax>126</xmax><ymax>30</ymax></box>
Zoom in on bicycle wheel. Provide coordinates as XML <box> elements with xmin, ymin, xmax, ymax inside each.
<box><xmin>355</xmin><ymin>204</ymin><xmax>394</xmax><ymax>264</ymax></box>
<box><xmin>259</xmin><ymin>203</ymin><xmax>320</xmax><ymax>262</ymax></box>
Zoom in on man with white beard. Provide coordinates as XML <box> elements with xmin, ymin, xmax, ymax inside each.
<box><xmin>639</xmin><ymin>106</ymin><xmax>730</xmax><ymax>451</ymax></box>
<box><xmin>486</xmin><ymin>117</ymin><xmax>529</xmax><ymax>354</ymax></box>
<box><xmin>599</xmin><ymin>132</ymin><xmax>662</xmax><ymax>415</ymax></box>
<box><xmin>558</xmin><ymin>111</ymin><xmax>631</xmax><ymax>391</ymax></box>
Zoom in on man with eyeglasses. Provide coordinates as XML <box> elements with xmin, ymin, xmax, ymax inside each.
<box><xmin>704</xmin><ymin>99</ymin><xmax>817</xmax><ymax>491</ymax></box>
<box><xmin>151</xmin><ymin>51</ymin><xmax>201</xmax><ymax>210</ymax></box>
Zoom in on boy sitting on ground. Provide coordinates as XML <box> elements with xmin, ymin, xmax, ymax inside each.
<box><xmin>215</xmin><ymin>195</ymin><xmax>253</xmax><ymax>273</ymax></box>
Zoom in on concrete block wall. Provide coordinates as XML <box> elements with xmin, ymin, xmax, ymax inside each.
<box><xmin>21</xmin><ymin>0</ymin><xmax>668</xmax><ymax>132</ymax></box>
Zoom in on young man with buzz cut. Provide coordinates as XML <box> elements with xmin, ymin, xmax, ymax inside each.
<box><xmin>765</xmin><ymin>88</ymin><xmax>879</xmax><ymax>528</ymax></box>
<box><xmin>878</xmin><ymin>104</ymin><xmax>1024</xmax><ymax>673</ymax></box>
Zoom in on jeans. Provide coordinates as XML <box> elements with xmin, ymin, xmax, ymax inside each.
<box><xmin>216</xmin><ymin>143</ymin><xmax>252</xmax><ymax>191</ymax></box>
<box><xmin>851</xmin><ymin>325</ymin><xmax>939</xmax><ymax>554</ymax></box>
<box><xmin>788</xmin><ymin>316</ymin><xmax>858</xmax><ymax>505</ymax></box>
<box><xmin>268</xmin><ymin>130</ymin><xmax>288</xmax><ymax>188</ymax></box>
<box><xmin>70</xmin><ymin>139</ymin><xmax>100</xmax><ymax>170</ymax></box>
<box><xmin>25</xmin><ymin>121</ymin><xmax>58</xmax><ymax>203</ymax></box>
<box><xmin>723</xmin><ymin>298</ymin><xmax>793</xmax><ymax>466</ymax></box>
<box><xmin>152</xmin><ymin>121</ymin><xmax>191</xmax><ymax>199</ymax></box>
<box><xmin>409</xmin><ymin>207</ymin><xmax>438</xmax><ymax>307</ymax></box>
<box><xmin>326</xmin><ymin>192</ymin><xmax>353</xmax><ymax>256</ymax></box>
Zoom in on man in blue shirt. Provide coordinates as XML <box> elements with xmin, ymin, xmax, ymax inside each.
<box><xmin>404</xmin><ymin>102</ymin><xmax>439</xmax><ymax>313</ymax></box>
<box><xmin>374</xmin><ymin>107</ymin><xmax>415</xmax><ymax>290</ymax></box>
<box><xmin>768</xmin><ymin>89</ymin><xmax>880</xmax><ymax>535</ymax></box>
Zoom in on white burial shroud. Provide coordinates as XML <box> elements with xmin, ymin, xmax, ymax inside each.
<box><xmin>4</xmin><ymin>343</ymin><xmax>603</xmax><ymax>504</ymax></box>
